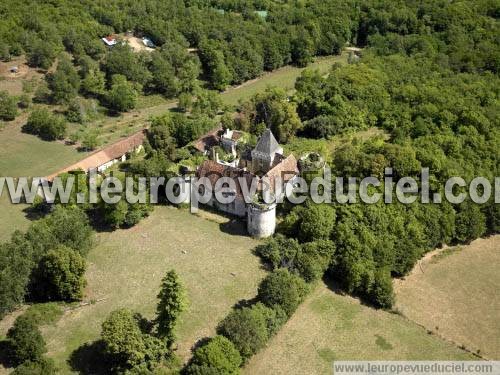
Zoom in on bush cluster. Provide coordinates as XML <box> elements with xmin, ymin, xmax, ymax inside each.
<box><xmin>6</xmin><ymin>315</ymin><xmax>46</xmax><ymax>366</ymax></box>
<box><xmin>0</xmin><ymin>206</ymin><xmax>93</xmax><ymax>318</ymax></box>
<box><xmin>187</xmin><ymin>335</ymin><xmax>241</xmax><ymax>374</ymax></box>
<box><xmin>256</xmin><ymin>234</ymin><xmax>334</xmax><ymax>283</ymax></box>
<box><xmin>32</xmin><ymin>246</ymin><xmax>87</xmax><ymax>302</ymax></box>
<box><xmin>3</xmin><ymin>311</ymin><xmax>56</xmax><ymax>373</ymax></box>
<box><xmin>185</xmin><ymin>263</ymin><xmax>312</xmax><ymax>371</ymax></box>
<box><xmin>0</xmin><ymin>90</ymin><xmax>18</xmax><ymax>121</ymax></box>
<box><xmin>23</xmin><ymin>107</ymin><xmax>66</xmax><ymax>141</ymax></box>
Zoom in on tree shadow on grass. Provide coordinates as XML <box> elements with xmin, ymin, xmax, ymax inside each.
<box><xmin>68</xmin><ymin>340</ymin><xmax>114</xmax><ymax>375</ymax></box>
<box><xmin>76</xmin><ymin>146</ymin><xmax>94</xmax><ymax>153</ymax></box>
<box><xmin>322</xmin><ymin>275</ymin><xmax>347</xmax><ymax>297</ymax></box>
<box><xmin>189</xmin><ymin>336</ymin><xmax>211</xmax><ymax>354</ymax></box>
<box><xmin>219</xmin><ymin>219</ymin><xmax>249</xmax><ymax>237</ymax></box>
<box><xmin>22</xmin><ymin>205</ymin><xmax>49</xmax><ymax>221</ymax></box>
<box><xmin>251</xmin><ymin>245</ymin><xmax>274</xmax><ymax>272</ymax></box>
<box><xmin>104</xmin><ymin>109</ymin><xmax>122</xmax><ymax>118</ymax></box>
<box><xmin>232</xmin><ymin>296</ymin><xmax>260</xmax><ymax>310</ymax></box>
<box><xmin>169</xmin><ymin>106</ymin><xmax>184</xmax><ymax>113</ymax></box>
<box><xmin>85</xmin><ymin>209</ymin><xmax>116</xmax><ymax>234</ymax></box>
<box><xmin>181</xmin><ymin>336</ymin><xmax>212</xmax><ymax>374</ymax></box>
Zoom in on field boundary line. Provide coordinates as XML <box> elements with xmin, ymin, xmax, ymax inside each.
<box><xmin>391</xmin><ymin>309</ymin><xmax>488</xmax><ymax>360</ymax></box>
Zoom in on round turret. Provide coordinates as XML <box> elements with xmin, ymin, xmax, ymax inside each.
<box><xmin>247</xmin><ymin>202</ymin><xmax>276</xmax><ymax>238</ymax></box>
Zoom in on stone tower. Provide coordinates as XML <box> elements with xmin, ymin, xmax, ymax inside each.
<box><xmin>251</xmin><ymin>129</ymin><xmax>283</xmax><ymax>174</ymax></box>
<box><xmin>247</xmin><ymin>202</ymin><xmax>277</xmax><ymax>238</ymax></box>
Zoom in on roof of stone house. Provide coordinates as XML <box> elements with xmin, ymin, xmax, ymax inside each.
<box><xmin>197</xmin><ymin>152</ymin><xmax>298</xmax><ymax>200</ymax></box>
<box><xmin>193</xmin><ymin>127</ymin><xmax>245</xmax><ymax>153</ymax></box>
<box><xmin>193</xmin><ymin>127</ymin><xmax>223</xmax><ymax>153</ymax></box>
<box><xmin>265</xmin><ymin>154</ymin><xmax>299</xmax><ymax>192</ymax></box>
<box><xmin>271</xmin><ymin>153</ymin><xmax>285</xmax><ymax>168</ymax></box>
<box><xmin>44</xmin><ymin>130</ymin><xmax>145</xmax><ymax>181</ymax></box>
<box><xmin>231</xmin><ymin>130</ymin><xmax>244</xmax><ymax>141</ymax></box>
<box><xmin>267</xmin><ymin>154</ymin><xmax>298</xmax><ymax>179</ymax></box>
<box><xmin>197</xmin><ymin>160</ymin><xmax>256</xmax><ymax>199</ymax></box>
<box><xmin>254</xmin><ymin>128</ymin><xmax>280</xmax><ymax>155</ymax></box>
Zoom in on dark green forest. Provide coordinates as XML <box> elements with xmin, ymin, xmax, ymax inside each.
<box><xmin>0</xmin><ymin>0</ymin><xmax>360</xmax><ymax>96</ymax></box>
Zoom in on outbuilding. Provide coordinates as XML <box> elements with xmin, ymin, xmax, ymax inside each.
<box><xmin>101</xmin><ymin>35</ymin><xmax>117</xmax><ymax>47</ymax></box>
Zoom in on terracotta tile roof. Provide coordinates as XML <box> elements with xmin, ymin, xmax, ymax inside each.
<box><xmin>197</xmin><ymin>160</ymin><xmax>256</xmax><ymax>199</ymax></box>
<box><xmin>193</xmin><ymin>127</ymin><xmax>223</xmax><ymax>153</ymax></box>
<box><xmin>231</xmin><ymin>130</ymin><xmax>244</xmax><ymax>141</ymax></box>
<box><xmin>196</xmin><ymin>154</ymin><xmax>298</xmax><ymax>199</ymax></box>
<box><xmin>44</xmin><ymin>130</ymin><xmax>145</xmax><ymax>181</ymax></box>
<box><xmin>197</xmin><ymin>160</ymin><xmax>226</xmax><ymax>185</ymax></box>
<box><xmin>265</xmin><ymin>154</ymin><xmax>299</xmax><ymax>192</ymax></box>
<box><xmin>103</xmin><ymin>130</ymin><xmax>145</xmax><ymax>159</ymax></box>
<box><xmin>267</xmin><ymin>154</ymin><xmax>299</xmax><ymax>179</ymax></box>
<box><xmin>193</xmin><ymin>127</ymin><xmax>244</xmax><ymax>153</ymax></box>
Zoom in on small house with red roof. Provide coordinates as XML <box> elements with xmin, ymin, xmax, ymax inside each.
<box><xmin>101</xmin><ymin>35</ymin><xmax>118</xmax><ymax>47</ymax></box>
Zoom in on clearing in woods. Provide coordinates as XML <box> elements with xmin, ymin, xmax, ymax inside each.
<box><xmin>220</xmin><ymin>53</ymin><xmax>347</xmax><ymax>106</ymax></box>
<box><xmin>122</xmin><ymin>35</ymin><xmax>155</xmax><ymax>53</ymax></box>
<box><xmin>33</xmin><ymin>206</ymin><xmax>265</xmax><ymax>373</ymax></box>
<box><xmin>0</xmin><ymin>56</ymin><xmax>43</xmax><ymax>95</ymax></box>
<box><xmin>244</xmin><ymin>281</ymin><xmax>473</xmax><ymax>375</ymax></box>
<box><xmin>394</xmin><ymin>235</ymin><xmax>500</xmax><ymax>359</ymax></box>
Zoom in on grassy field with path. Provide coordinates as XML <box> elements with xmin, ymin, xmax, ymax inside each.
<box><xmin>87</xmin><ymin>53</ymin><xmax>348</xmax><ymax>145</ymax></box>
<box><xmin>244</xmin><ymin>282</ymin><xmax>473</xmax><ymax>375</ymax></box>
<box><xmin>220</xmin><ymin>54</ymin><xmax>347</xmax><ymax>107</ymax></box>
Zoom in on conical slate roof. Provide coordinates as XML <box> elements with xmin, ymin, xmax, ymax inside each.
<box><xmin>254</xmin><ymin>128</ymin><xmax>280</xmax><ymax>155</ymax></box>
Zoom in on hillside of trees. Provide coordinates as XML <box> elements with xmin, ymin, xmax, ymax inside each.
<box><xmin>0</xmin><ymin>0</ymin><xmax>358</xmax><ymax>98</ymax></box>
<box><xmin>1</xmin><ymin>0</ymin><xmax>497</xmax><ymax>135</ymax></box>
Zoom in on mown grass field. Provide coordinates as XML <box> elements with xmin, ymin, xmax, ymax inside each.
<box><xmin>0</xmin><ymin>194</ymin><xmax>30</xmax><ymax>243</ymax></box>
<box><xmin>394</xmin><ymin>236</ymin><xmax>500</xmax><ymax>359</ymax></box>
<box><xmin>220</xmin><ymin>54</ymin><xmax>347</xmax><ymax>107</ymax></box>
<box><xmin>0</xmin><ymin>115</ymin><xmax>86</xmax><ymax>178</ymax></box>
<box><xmin>244</xmin><ymin>282</ymin><xmax>473</xmax><ymax>375</ymax></box>
<box><xmin>36</xmin><ymin>206</ymin><xmax>264</xmax><ymax>373</ymax></box>
<box><xmin>0</xmin><ymin>115</ymin><xmax>88</xmax><ymax>242</ymax></box>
